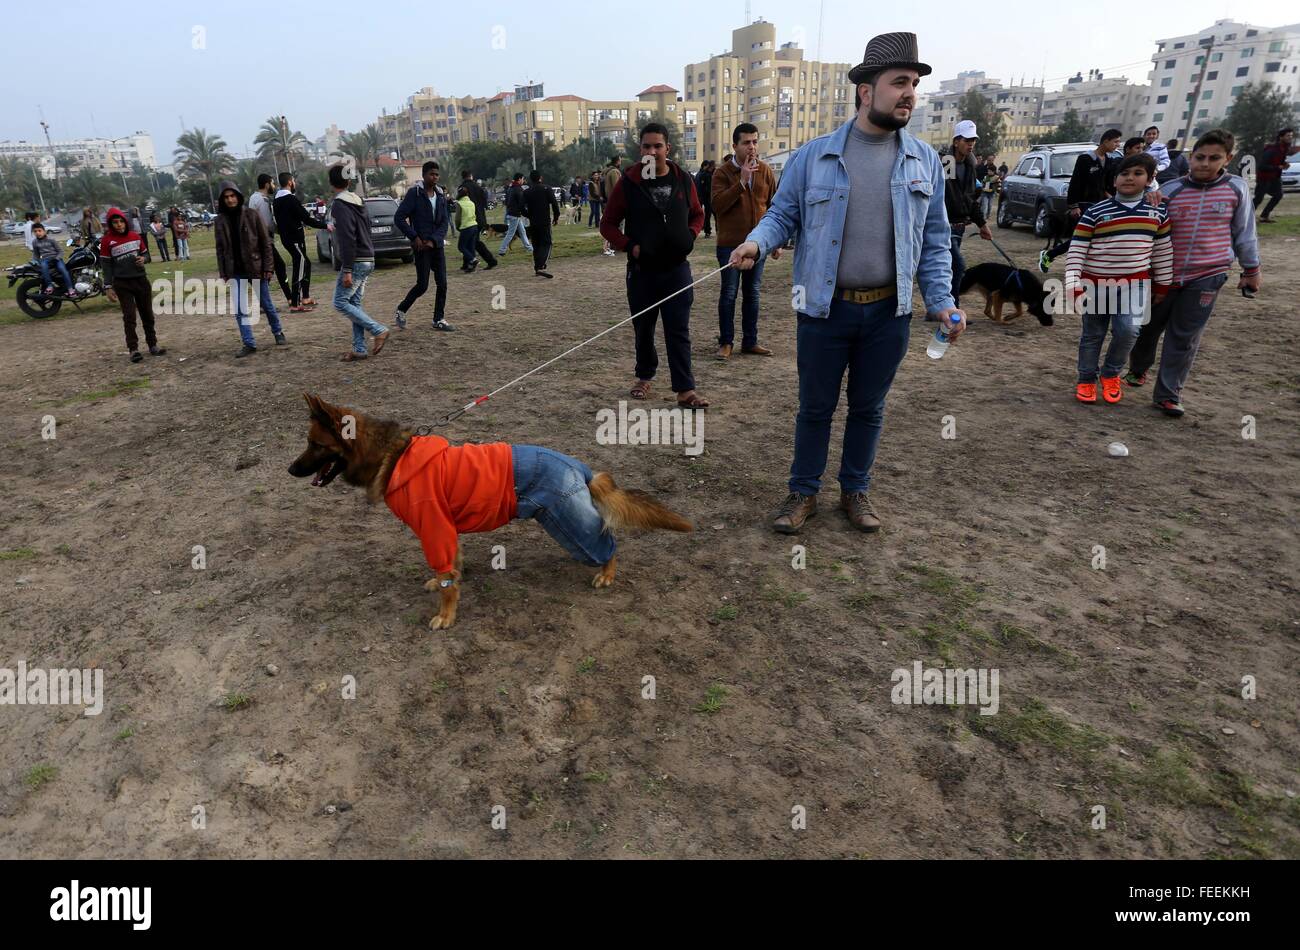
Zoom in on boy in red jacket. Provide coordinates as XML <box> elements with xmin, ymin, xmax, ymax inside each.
<box><xmin>99</xmin><ymin>208</ymin><xmax>165</xmax><ymax>363</ymax></box>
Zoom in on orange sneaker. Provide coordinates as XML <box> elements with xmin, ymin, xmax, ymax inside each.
<box><xmin>1101</xmin><ymin>376</ymin><xmax>1122</xmax><ymax>403</ymax></box>
<box><xmin>1075</xmin><ymin>382</ymin><xmax>1097</xmax><ymax>404</ymax></box>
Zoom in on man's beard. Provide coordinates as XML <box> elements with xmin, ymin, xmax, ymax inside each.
<box><xmin>868</xmin><ymin>104</ymin><xmax>910</xmax><ymax>130</ymax></box>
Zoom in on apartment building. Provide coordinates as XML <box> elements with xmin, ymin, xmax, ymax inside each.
<box><xmin>682</xmin><ymin>19</ymin><xmax>854</xmax><ymax>162</ymax></box>
<box><xmin>0</xmin><ymin>131</ymin><xmax>157</xmax><ymax>179</ymax></box>
<box><xmin>1041</xmin><ymin>71</ymin><xmax>1150</xmax><ymax>137</ymax></box>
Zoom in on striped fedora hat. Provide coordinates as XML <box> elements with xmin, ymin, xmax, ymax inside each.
<box><xmin>847</xmin><ymin>31</ymin><xmax>932</xmax><ymax>84</ymax></box>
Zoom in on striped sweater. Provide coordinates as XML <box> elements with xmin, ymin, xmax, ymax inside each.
<box><xmin>1064</xmin><ymin>195</ymin><xmax>1173</xmax><ymax>295</ymax></box>
<box><xmin>1159</xmin><ymin>173</ymin><xmax>1260</xmax><ymax>286</ymax></box>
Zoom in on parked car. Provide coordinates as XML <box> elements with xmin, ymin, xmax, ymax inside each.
<box><xmin>1281</xmin><ymin>164</ymin><xmax>1300</xmax><ymax>193</ymax></box>
<box><xmin>315</xmin><ymin>196</ymin><xmax>413</xmax><ymax>264</ymax></box>
<box><xmin>997</xmin><ymin>143</ymin><xmax>1095</xmax><ymax>237</ymax></box>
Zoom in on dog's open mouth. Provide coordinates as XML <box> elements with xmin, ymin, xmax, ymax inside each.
<box><xmin>311</xmin><ymin>460</ymin><xmax>342</xmax><ymax>487</ymax></box>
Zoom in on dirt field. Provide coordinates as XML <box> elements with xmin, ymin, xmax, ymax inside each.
<box><xmin>1</xmin><ymin>211</ymin><xmax>1297</xmax><ymax>858</ymax></box>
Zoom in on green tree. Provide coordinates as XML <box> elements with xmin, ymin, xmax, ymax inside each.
<box><xmin>66</xmin><ymin>168</ymin><xmax>124</xmax><ymax>209</ymax></box>
<box><xmin>1030</xmin><ymin>108</ymin><xmax>1094</xmax><ymax>146</ymax></box>
<box><xmin>367</xmin><ymin>164</ymin><xmax>402</xmax><ymax>197</ymax></box>
<box><xmin>254</xmin><ymin>116</ymin><xmax>310</xmax><ymax>173</ymax></box>
<box><xmin>954</xmin><ymin>90</ymin><xmax>1003</xmax><ymax>158</ymax></box>
<box><xmin>230</xmin><ymin>159</ymin><xmax>263</xmax><ymax>198</ymax></box>
<box><xmin>624</xmin><ymin>113</ymin><xmax>684</xmax><ymax>166</ymax></box>
<box><xmin>0</xmin><ymin>156</ymin><xmax>42</xmax><ymax>210</ymax></box>
<box><xmin>340</xmin><ymin>125</ymin><xmax>384</xmax><ymax>197</ymax></box>
<box><xmin>1214</xmin><ymin>82</ymin><xmax>1299</xmax><ymax>171</ymax></box>
<box><xmin>174</xmin><ymin>128</ymin><xmax>234</xmax><ymax>210</ymax></box>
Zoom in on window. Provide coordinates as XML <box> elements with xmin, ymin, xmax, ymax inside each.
<box><xmin>1202</xmin><ymin>90</ymin><xmax>1213</xmax><ymax>100</ymax></box>
<box><xmin>1224</xmin><ymin>33</ymin><xmax>1235</xmax><ymax>40</ymax></box>
<box><xmin>1207</xmin><ymin>71</ymin><xmax>1218</xmax><ymax>80</ymax></box>
<box><xmin>1197</xmin><ymin>109</ymin><xmax>1208</xmax><ymax>118</ymax></box>
<box><xmin>1265</xmin><ymin>62</ymin><xmax>1282</xmax><ymax>73</ymax></box>
<box><xmin>1173</xmin><ymin>42</ymin><xmax>1184</xmax><ymax>49</ymax></box>
<box><xmin>1269</xmin><ymin>40</ymin><xmax>1284</xmax><ymax>52</ymax></box>
<box><xmin>1236</xmin><ymin>66</ymin><xmax>1249</xmax><ymax>77</ymax></box>
<box><xmin>1241</xmin><ymin>48</ymin><xmax>1254</xmax><ymax>57</ymax></box>
<box><xmin>1153</xmin><ymin>112</ymin><xmax>1164</xmax><ymax>121</ymax></box>
<box><xmin>685</xmin><ymin>110</ymin><xmax>697</xmax><ymax>125</ymax></box>
<box><xmin>1160</xmin><ymin>77</ymin><xmax>1172</xmax><ymax>87</ymax></box>
<box><xmin>533</xmin><ymin>110</ymin><xmax>553</xmax><ymax>122</ymax></box>
<box><xmin>1194</xmin><ymin>56</ymin><xmax>1203</xmax><ymax>65</ymax></box>
<box><xmin>1230</xmin><ymin>85</ymin><xmax>1243</xmax><ymax>97</ymax></box>
<box><xmin>637</xmin><ymin>109</ymin><xmax>651</xmax><ymax>122</ymax></box>
<box><xmin>1156</xmin><ymin>94</ymin><xmax>1168</xmax><ymax>103</ymax></box>
<box><xmin>1212</xmin><ymin>52</ymin><xmax>1223</xmax><ymax>62</ymax></box>
<box><xmin>1165</xmin><ymin>59</ymin><xmax>1176</xmax><ymax>69</ymax></box>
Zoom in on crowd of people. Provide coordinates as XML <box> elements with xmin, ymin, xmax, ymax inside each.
<box><xmin>10</xmin><ymin>29</ymin><xmax>1282</xmax><ymax>535</ymax></box>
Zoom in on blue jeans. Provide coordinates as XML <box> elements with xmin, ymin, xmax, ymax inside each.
<box><xmin>332</xmin><ymin>262</ymin><xmax>386</xmax><ymax>355</ymax></box>
<box><xmin>950</xmin><ymin>225</ymin><xmax>966</xmax><ymax>303</ymax></box>
<box><xmin>176</xmin><ymin>238</ymin><xmax>190</xmax><ymax>259</ymax></box>
<box><xmin>588</xmin><ymin>201</ymin><xmax>602</xmax><ymax>227</ymax></box>
<box><xmin>457</xmin><ymin>225</ymin><xmax>479</xmax><ymax>268</ymax></box>
<box><xmin>38</xmin><ymin>258</ymin><xmax>73</xmax><ymax>291</ymax></box>
<box><xmin>231</xmin><ymin>278</ymin><xmax>284</xmax><ymax>348</ymax></box>
<box><xmin>499</xmin><ymin>215</ymin><xmax>533</xmax><ymax>253</ymax></box>
<box><xmin>512</xmin><ymin>444</ymin><xmax>615</xmax><ymax>566</ymax></box>
<box><xmin>716</xmin><ymin>245</ymin><xmax>765</xmax><ymax>348</ymax></box>
<box><xmin>1077</xmin><ymin>306</ymin><xmax>1141</xmax><ymax>383</ymax></box>
<box><xmin>790</xmin><ymin>296</ymin><xmax>910</xmax><ymax>495</ymax></box>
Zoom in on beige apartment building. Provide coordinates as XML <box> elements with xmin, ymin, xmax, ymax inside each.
<box><xmin>682</xmin><ymin>19</ymin><xmax>855</xmax><ymax>162</ymax></box>
<box><xmin>1040</xmin><ymin>71</ymin><xmax>1150</xmax><ymax>137</ymax></box>
<box><xmin>377</xmin><ymin>85</ymin><xmax>706</xmax><ymax>169</ymax></box>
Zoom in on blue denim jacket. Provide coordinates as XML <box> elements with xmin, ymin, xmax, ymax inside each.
<box><xmin>746</xmin><ymin>120</ymin><xmax>954</xmax><ymax>318</ymax></box>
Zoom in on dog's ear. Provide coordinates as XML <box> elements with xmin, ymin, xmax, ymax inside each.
<box><xmin>304</xmin><ymin>393</ymin><xmax>341</xmax><ymax>437</ymax></box>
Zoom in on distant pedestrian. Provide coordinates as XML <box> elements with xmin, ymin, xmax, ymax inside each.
<box><xmin>393</xmin><ymin>161</ymin><xmax>454</xmax><ymax>331</ymax></box>
<box><xmin>458</xmin><ymin>169</ymin><xmax>498</xmax><ymax>269</ymax></box>
<box><xmin>523</xmin><ymin>170</ymin><xmax>560</xmax><ymax>278</ymax></box>
<box><xmin>1254</xmin><ymin>127</ymin><xmax>1297</xmax><ymax>223</ymax></box>
<box><xmin>600</xmin><ymin>156</ymin><xmax>621</xmax><ymax>255</ymax></box>
<box><xmin>148</xmin><ymin>214</ymin><xmax>171</xmax><ymax>261</ymax></box>
<box><xmin>696</xmin><ymin>160</ymin><xmax>715</xmax><ymax>237</ymax></box>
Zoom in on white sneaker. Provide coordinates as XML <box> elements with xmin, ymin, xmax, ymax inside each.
<box><xmin>394</xmin><ymin>308</ymin><xmax>407</xmax><ymax>330</ymax></box>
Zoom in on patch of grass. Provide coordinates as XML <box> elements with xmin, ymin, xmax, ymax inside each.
<box><xmin>761</xmin><ymin>588</ymin><xmax>809</xmax><ymax>608</ymax></box>
<box><xmin>970</xmin><ymin>698</ymin><xmax>1109</xmax><ymax>758</ymax></box>
<box><xmin>430</xmin><ymin>680</ymin><xmax>449</xmax><ymax>694</ymax></box>
<box><xmin>694</xmin><ymin>683</ymin><xmax>728</xmax><ymax>715</ymax></box>
<box><xmin>24</xmin><ymin>765</ymin><xmax>57</xmax><ymax>790</ymax></box>
<box><xmin>916</xmin><ymin>623</ymin><xmax>958</xmax><ymax>665</ymax></box>
<box><xmin>55</xmin><ymin>377</ymin><xmax>151</xmax><ymax>407</ymax></box>
<box><xmin>114</xmin><ymin>726</ymin><xmax>135</xmax><ymax>741</ymax></box>
<box><xmin>844</xmin><ymin>591</ymin><xmax>882</xmax><ymax>611</ymax></box>
<box><xmin>192</xmin><ymin>596</ymin><xmax>217</xmax><ymax>611</ymax></box>
<box><xmin>0</xmin><ymin>548</ymin><xmax>37</xmax><ymax>560</ymax></box>
<box><xmin>54</xmin><ymin>544</ymin><xmax>71</xmax><ymax>556</ymax></box>
<box><xmin>582</xmin><ymin>771</ymin><xmax>610</xmax><ymax>783</ymax></box>
<box><xmin>714</xmin><ymin>605</ymin><xmax>739</xmax><ymax>621</ymax></box>
<box><xmin>1156</xmin><ymin>526</ymin><xmax>1182</xmax><ymax>545</ymax></box>
<box><xmin>577</xmin><ymin>656</ymin><xmax>596</xmax><ymax>674</ymax></box>
<box><xmin>221</xmin><ymin>691</ymin><xmax>252</xmax><ymax>711</ymax></box>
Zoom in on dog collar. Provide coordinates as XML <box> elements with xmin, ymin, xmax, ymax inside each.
<box><xmin>438</xmin><ymin>578</ymin><xmax>454</xmax><ymax>588</ymax></box>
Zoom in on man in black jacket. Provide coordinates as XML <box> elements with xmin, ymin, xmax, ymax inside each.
<box><xmin>522</xmin><ymin>170</ymin><xmax>560</xmax><ymax>278</ymax></box>
<box><xmin>393</xmin><ymin>161</ymin><xmax>454</xmax><ymax>331</ymax></box>
<box><xmin>1038</xmin><ymin>129</ymin><xmax>1122</xmax><ymax>271</ymax></box>
<box><xmin>695</xmin><ymin>161</ymin><xmax>715</xmax><ymax>237</ymax></box>
<box><xmin>328</xmin><ymin>163</ymin><xmax>389</xmax><ymax>361</ymax></box>
<box><xmin>599</xmin><ymin>123</ymin><xmax>708</xmax><ymax>409</ymax></box>
<box><xmin>273</xmin><ymin>172</ymin><xmax>326</xmax><ymax>310</ymax></box>
<box><xmin>944</xmin><ymin>120</ymin><xmax>991</xmax><ymax>308</ymax></box>
<box><xmin>459</xmin><ymin>169</ymin><xmax>497</xmax><ymax>269</ymax></box>
<box><xmin>497</xmin><ymin>173</ymin><xmax>533</xmax><ymax>255</ymax></box>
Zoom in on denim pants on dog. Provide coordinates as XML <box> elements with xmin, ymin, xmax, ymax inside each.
<box><xmin>332</xmin><ymin>261</ymin><xmax>386</xmax><ymax>355</ymax></box>
<box><xmin>231</xmin><ymin>278</ymin><xmax>284</xmax><ymax>348</ymax></box>
<box><xmin>1077</xmin><ymin>304</ymin><xmax>1141</xmax><ymax>383</ymax></box>
<box><xmin>511</xmin><ymin>444</ymin><xmax>615</xmax><ymax>567</ymax></box>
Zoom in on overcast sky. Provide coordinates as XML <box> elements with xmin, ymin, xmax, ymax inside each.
<box><xmin>2</xmin><ymin>0</ymin><xmax>1295</xmax><ymax>158</ymax></box>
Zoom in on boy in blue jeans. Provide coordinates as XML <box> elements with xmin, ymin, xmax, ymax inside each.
<box><xmin>30</xmin><ymin>224</ymin><xmax>79</xmax><ymax>297</ymax></box>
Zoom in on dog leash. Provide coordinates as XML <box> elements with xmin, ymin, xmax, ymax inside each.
<box><xmin>414</xmin><ymin>261</ymin><xmax>734</xmax><ymax>433</ymax></box>
<box><xmin>987</xmin><ymin>236</ymin><xmax>1020</xmax><ymax>269</ymax></box>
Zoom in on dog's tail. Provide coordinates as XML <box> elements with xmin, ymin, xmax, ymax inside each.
<box><xmin>589</xmin><ymin>472</ymin><xmax>693</xmax><ymax>533</ymax></box>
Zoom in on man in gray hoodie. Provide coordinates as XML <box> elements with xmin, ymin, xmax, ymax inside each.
<box><xmin>328</xmin><ymin>163</ymin><xmax>388</xmax><ymax>361</ymax></box>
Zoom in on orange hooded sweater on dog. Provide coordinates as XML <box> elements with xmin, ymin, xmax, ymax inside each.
<box><xmin>384</xmin><ymin>436</ymin><xmax>517</xmax><ymax>574</ymax></box>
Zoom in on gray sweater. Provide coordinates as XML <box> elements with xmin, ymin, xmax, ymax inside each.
<box><xmin>836</xmin><ymin>125</ymin><xmax>898</xmax><ymax>291</ymax></box>
<box><xmin>30</xmin><ymin>235</ymin><xmax>62</xmax><ymax>261</ymax></box>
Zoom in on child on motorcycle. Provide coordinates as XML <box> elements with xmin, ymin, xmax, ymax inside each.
<box><xmin>30</xmin><ymin>223</ymin><xmax>79</xmax><ymax>297</ymax></box>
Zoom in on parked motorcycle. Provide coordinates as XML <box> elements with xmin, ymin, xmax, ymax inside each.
<box><xmin>6</xmin><ymin>228</ymin><xmax>105</xmax><ymax>319</ymax></box>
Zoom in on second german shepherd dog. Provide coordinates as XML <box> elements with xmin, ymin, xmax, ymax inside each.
<box><xmin>288</xmin><ymin>394</ymin><xmax>692</xmax><ymax>630</ymax></box>
<box><xmin>958</xmin><ymin>262</ymin><xmax>1054</xmax><ymax>326</ymax></box>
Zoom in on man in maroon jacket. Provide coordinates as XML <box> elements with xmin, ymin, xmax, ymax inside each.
<box><xmin>599</xmin><ymin>123</ymin><xmax>708</xmax><ymax>409</ymax></box>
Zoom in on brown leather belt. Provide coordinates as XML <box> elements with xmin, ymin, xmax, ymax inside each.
<box><xmin>836</xmin><ymin>285</ymin><xmax>894</xmax><ymax>305</ymax></box>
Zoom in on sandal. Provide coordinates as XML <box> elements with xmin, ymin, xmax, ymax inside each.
<box><xmin>676</xmin><ymin>393</ymin><xmax>710</xmax><ymax>409</ymax></box>
<box><xmin>629</xmin><ymin>381</ymin><xmax>651</xmax><ymax>400</ymax></box>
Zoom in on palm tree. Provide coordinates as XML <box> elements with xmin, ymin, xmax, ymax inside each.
<box><xmin>67</xmin><ymin>168</ymin><xmax>123</xmax><ymax>209</ymax></box>
<box><xmin>231</xmin><ymin>159</ymin><xmax>262</xmax><ymax>198</ymax></box>
<box><xmin>254</xmin><ymin>116</ymin><xmax>309</xmax><ymax>174</ymax></box>
<box><xmin>367</xmin><ymin>164</ymin><xmax>402</xmax><ymax>197</ymax></box>
<box><xmin>174</xmin><ymin>128</ymin><xmax>234</xmax><ymax>210</ymax></box>
<box><xmin>341</xmin><ymin>124</ymin><xmax>384</xmax><ymax>197</ymax></box>
<box><xmin>53</xmin><ymin>152</ymin><xmax>80</xmax><ymax>200</ymax></box>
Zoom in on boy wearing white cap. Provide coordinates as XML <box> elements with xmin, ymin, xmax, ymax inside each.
<box><xmin>944</xmin><ymin>119</ymin><xmax>992</xmax><ymax>310</ymax></box>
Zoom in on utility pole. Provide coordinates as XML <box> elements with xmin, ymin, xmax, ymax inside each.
<box><xmin>38</xmin><ymin>107</ymin><xmax>59</xmax><ymax>205</ymax></box>
<box><xmin>1181</xmin><ymin>35</ymin><xmax>1214</xmax><ymax>146</ymax></box>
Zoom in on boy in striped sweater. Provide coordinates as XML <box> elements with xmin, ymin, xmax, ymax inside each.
<box><xmin>1065</xmin><ymin>152</ymin><xmax>1172</xmax><ymax>405</ymax></box>
<box><xmin>1124</xmin><ymin>129</ymin><xmax>1261</xmax><ymax>417</ymax></box>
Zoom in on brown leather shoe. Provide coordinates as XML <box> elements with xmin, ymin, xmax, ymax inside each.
<box><xmin>716</xmin><ymin>343</ymin><xmax>733</xmax><ymax>360</ymax></box>
<box><xmin>772</xmin><ymin>492</ymin><xmax>817</xmax><ymax>534</ymax></box>
<box><xmin>840</xmin><ymin>491</ymin><xmax>881</xmax><ymax>532</ymax></box>
<box><xmin>741</xmin><ymin>344</ymin><xmax>773</xmax><ymax>355</ymax></box>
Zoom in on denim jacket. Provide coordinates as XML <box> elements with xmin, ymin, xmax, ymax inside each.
<box><xmin>746</xmin><ymin>119</ymin><xmax>954</xmax><ymax>318</ymax></box>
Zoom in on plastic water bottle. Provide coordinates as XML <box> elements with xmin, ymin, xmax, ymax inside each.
<box><xmin>926</xmin><ymin>319</ymin><xmax>958</xmax><ymax>360</ymax></box>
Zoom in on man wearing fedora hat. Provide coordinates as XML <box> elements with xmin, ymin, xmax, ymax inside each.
<box><xmin>729</xmin><ymin>31</ymin><xmax>964</xmax><ymax>535</ymax></box>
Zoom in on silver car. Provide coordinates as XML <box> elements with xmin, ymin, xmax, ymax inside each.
<box><xmin>997</xmin><ymin>143</ymin><xmax>1095</xmax><ymax>237</ymax></box>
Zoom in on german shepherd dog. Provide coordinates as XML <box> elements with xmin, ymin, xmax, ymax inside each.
<box><xmin>958</xmin><ymin>262</ymin><xmax>1054</xmax><ymax>326</ymax></box>
<box><xmin>288</xmin><ymin>394</ymin><xmax>692</xmax><ymax>630</ymax></box>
